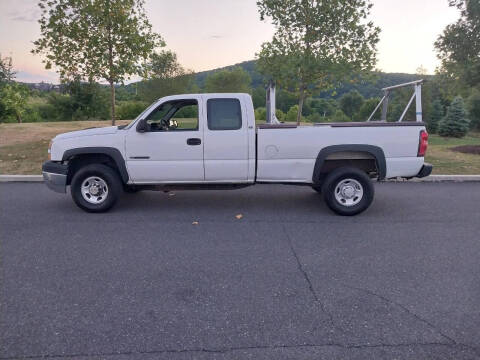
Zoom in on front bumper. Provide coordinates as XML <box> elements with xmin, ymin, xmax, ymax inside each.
<box><xmin>416</xmin><ymin>163</ymin><xmax>433</xmax><ymax>178</ymax></box>
<box><xmin>42</xmin><ymin>161</ymin><xmax>68</xmax><ymax>193</ymax></box>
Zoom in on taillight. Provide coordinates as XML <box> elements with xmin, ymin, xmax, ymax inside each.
<box><xmin>418</xmin><ymin>130</ymin><xmax>428</xmax><ymax>157</ymax></box>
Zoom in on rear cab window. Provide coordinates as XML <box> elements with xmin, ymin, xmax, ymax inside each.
<box><xmin>207</xmin><ymin>98</ymin><xmax>242</xmax><ymax>130</ymax></box>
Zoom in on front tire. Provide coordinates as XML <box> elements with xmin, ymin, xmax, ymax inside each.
<box><xmin>321</xmin><ymin>167</ymin><xmax>374</xmax><ymax>216</ymax></box>
<box><xmin>71</xmin><ymin>164</ymin><xmax>122</xmax><ymax>213</ymax></box>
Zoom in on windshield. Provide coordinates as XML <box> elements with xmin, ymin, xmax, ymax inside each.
<box><xmin>121</xmin><ymin>101</ymin><xmax>159</xmax><ymax>130</ymax></box>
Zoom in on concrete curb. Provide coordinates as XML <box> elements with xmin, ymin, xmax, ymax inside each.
<box><xmin>0</xmin><ymin>175</ymin><xmax>43</xmax><ymax>182</ymax></box>
<box><xmin>1</xmin><ymin>174</ymin><xmax>480</xmax><ymax>183</ymax></box>
<box><xmin>388</xmin><ymin>175</ymin><xmax>480</xmax><ymax>182</ymax></box>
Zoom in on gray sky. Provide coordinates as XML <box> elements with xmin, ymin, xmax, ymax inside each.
<box><xmin>0</xmin><ymin>0</ymin><xmax>459</xmax><ymax>83</ymax></box>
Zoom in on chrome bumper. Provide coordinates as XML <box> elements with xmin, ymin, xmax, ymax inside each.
<box><xmin>43</xmin><ymin>171</ymin><xmax>67</xmax><ymax>193</ymax></box>
<box><xmin>42</xmin><ymin>161</ymin><xmax>68</xmax><ymax>193</ymax></box>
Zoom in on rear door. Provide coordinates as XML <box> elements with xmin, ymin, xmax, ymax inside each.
<box><xmin>203</xmin><ymin>97</ymin><xmax>249</xmax><ymax>182</ymax></box>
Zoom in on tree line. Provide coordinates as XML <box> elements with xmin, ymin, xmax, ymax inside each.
<box><xmin>0</xmin><ymin>0</ymin><xmax>478</xmax><ymax>138</ymax></box>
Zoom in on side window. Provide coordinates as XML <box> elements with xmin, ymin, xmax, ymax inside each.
<box><xmin>207</xmin><ymin>98</ymin><xmax>242</xmax><ymax>131</ymax></box>
<box><xmin>146</xmin><ymin>100</ymin><xmax>198</xmax><ymax>131</ymax></box>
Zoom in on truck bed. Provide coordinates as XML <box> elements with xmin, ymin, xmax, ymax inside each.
<box><xmin>256</xmin><ymin>122</ymin><xmax>426</xmax><ymax>182</ymax></box>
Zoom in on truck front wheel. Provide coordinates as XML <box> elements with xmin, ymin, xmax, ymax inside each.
<box><xmin>321</xmin><ymin>167</ymin><xmax>374</xmax><ymax>216</ymax></box>
<box><xmin>71</xmin><ymin>164</ymin><xmax>122</xmax><ymax>213</ymax></box>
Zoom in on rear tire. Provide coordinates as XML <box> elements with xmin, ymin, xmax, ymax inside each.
<box><xmin>71</xmin><ymin>164</ymin><xmax>122</xmax><ymax>213</ymax></box>
<box><xmin>321</xmin><ymin>166</ymin><xmax>374</xmax><ymax>216</ymax></box>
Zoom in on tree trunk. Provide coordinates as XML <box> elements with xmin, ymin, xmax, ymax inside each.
<box><xmin>296</xmin><ymin>86</ymin><xmax>306</xmax><ymax>125</ymax></box>
<box><xmin>110</xmin><ymin>81</ymin><xmax>116</xmax><ymax>126</ymax></box>
<box><xmin>16</xmin><ymin>113</ymin><xmax>22</xmax><ymax>123</ymax></box>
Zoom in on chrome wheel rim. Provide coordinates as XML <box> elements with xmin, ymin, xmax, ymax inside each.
<box><xmin>81</xmin><ymin>176</ymin><xmax>108</xmax><ymax>204</ymax></box>
<box><xmin>334</xmin><ymin>178</ymin><xmax>363</xmax><ymax>207</ymax></box>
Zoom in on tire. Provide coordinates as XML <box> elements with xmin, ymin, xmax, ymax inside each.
<box><xmin>71</xmin><ymin>164</ymin><xmax>122</xmax><ymax>213</ymax></box>
<box><xmin>321</xmin><ymin>166</ymin><xmax>374</xmax><ymax>216</ymax></box>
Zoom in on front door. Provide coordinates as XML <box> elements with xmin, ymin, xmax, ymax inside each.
<box><xmin>125</xmin><ymin>98</ymin><xmax>204</xmax><ymax>183</ymax></box>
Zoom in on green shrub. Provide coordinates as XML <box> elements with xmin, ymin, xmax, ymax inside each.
<box><xmin>255</xmin><ymin>107</ymin><xmax>266</xmax><ymax>121</ymax></box>
<box><xmin>275</xmin><ymin>109</ymin><xmax>285</xmax><ymax>121</ymax></box>
<box><xmin>22</xmin><ymin>106</ymin><xmax>42</xmax><ymax>122</ymax></box>
<box><xmin>286</xmin><ymin>105</ymin><xmax>299</xmax><ymax>122</ymax></box>
<box><xmin>116</xmin><ymin>101</ymin><xmax>149</xmax><ymax>120</ymax></box>
<box><xmin>331</xmin><ymin>109</ymin><xmax>350</xmax><ymax>122</ymax></box>
<box><xmin>438</xmin><ymin>96</ymin><xmax>470</xmax><ymax>138</ymax></box>
<box><xmin>307</xmin><ymin>112</ymin><xmax>324</xmax><ymax>123</ymax></box>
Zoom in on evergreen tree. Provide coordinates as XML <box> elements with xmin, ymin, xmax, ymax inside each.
<box><xmin>428</xmin><ymin>99</ymin><xmax>444</xmax><ymax>134</ymax></box>
<box><xmin>438</xmin><ymin>96</ymin><xmax>470</xmax><ymax>137</ymax></box>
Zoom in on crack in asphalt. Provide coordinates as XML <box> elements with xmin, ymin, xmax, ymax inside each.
<box><xmin>279</xmin><ymin>227</ymin><xmax>480</xmax><ymax>359</ymax></box>
<box><xmin>341</xmin><ymin>283</ymin><xmax>457</xmax><ymax>345</ymax></box>
<box><xmin>281</xmin><ymin>224</ymin><xmax>335</xmax><ymax>327</ymax></box>
<box><xmin>1</xmin><ymin>342</ymin><xmax>475</xmax><ymax>360</ymax></box>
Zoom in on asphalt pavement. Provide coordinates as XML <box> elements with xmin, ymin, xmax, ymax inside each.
<box><xmin>1</xmin><ymin>182</ymin><xmax>480</xmax><ymax>359</ymax></box>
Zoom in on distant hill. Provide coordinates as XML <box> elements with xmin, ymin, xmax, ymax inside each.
<box><xmin>195</xmin><ymin>60</ymin><xmax>434</xmax><ymax>99</ymax></box>
<box><xmin>22</xmin><ymin>59</ymin><xmax>434</xmax><ymax>101</ymax></box>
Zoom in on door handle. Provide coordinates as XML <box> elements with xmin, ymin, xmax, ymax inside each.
<box><xmin>187</xmin><ymin>138</ymin><xmax>201</xmax><ymax>145</ymax></box>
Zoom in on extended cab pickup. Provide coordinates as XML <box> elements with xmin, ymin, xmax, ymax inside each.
<box><xmin>43</xmin><ymin>84</ymin><xmax>432</xmax><ymax>215</ymax></box>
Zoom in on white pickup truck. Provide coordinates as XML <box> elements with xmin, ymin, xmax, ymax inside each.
<box><xmin>42</xmin><ymin>81</ymin><xmax>432</xmax><ymax>215</ymax></box>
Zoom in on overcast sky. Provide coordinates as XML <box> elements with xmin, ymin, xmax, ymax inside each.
<box><xmin>0</xmin><ymin>0</ymin><xmax>459</xmax><ymax>83</ymax></box>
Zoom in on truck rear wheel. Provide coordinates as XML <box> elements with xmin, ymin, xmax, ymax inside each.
<box><xmin>71</xmin><ymin>164</ymin><xmax>122</xmax><ymax>213</ymax></box>
<box><xmin>321</xmin><ymin>166</ymin><xmax>374</xmax><ymax>216</ymax></box>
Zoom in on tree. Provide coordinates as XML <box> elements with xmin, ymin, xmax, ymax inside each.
<box><xmin>142</xmin><ymin>50</ymin><xmax>186</xmax><ymax>79</ymax></box>
<box><xmin>331</xmin><ymin>109</ymin><xmax>350</xmax><ymax>122</ymax></box>
<box><xmin>308</xmin><ymin>98</ymin><xmax>337</xmax><ymax>118</ymax></box>
<box><xmin>138</xmin><ymin>74</ymin><xmax>195</xmax><ymax>104</ymax></box>
<box><xmin>340</xmin><ymin>90</ymin><xmax>365</xmax><ymax>120</ymax></box>
<box><xmin>357</xmin><ymin>97</ymin><xmax>381</xmax><ymax>121</ymax></box>
<box><xmin>0</xmin><ymin>54</ymin><xmax>15</xmax><ymax>84</ymax></box>
<box><xmin>438</xmin><ymin>96</ymin><xmax>470</xmax><ymax>138</ymax></box>
<box><xmin>256</xmin><ymin>0</ymin><xmax>380</xmax><ymax>124</ymax></box>
<box><xmin>428</xmin><ymin>99</ymin><xmax>444</xmax><ymax>134</ymax></box>
<box><xmin>0</xmin><ymin>55</ymin><xmax>16</xmax><ymax>120</ymax></box>
<box><xmin>435</xmin><ymin>0</ymin><xmax>480</xmax><ymax>87</ymax></box>
<box><xmin>204</xmin><ymin>67</ymin><xmax>251</xmax><ymax>93</ymax></box>
<box><xmin>33</xmin><ymin>0</ymin><xmax>163</xmax><ymax>125</ymax></box>
<box><xmin>467</xmin><ymin>89</ymin><xmax>480</xmax><ymax>130</ymax></box>
<box><xmin>138</xmin><ymin>48</ymin><xmax>195</xmax><ymax>103</ymax></box>
<box><xmin>66</xmin><ymin>80</ymin><xmax>110</xmax><ymax>119</ymax></box>
<box><xmin>1</xmin><ymin>83</ymin><xmax>29</xmax><ymax>123</ymax></box>
<box><xmin>252</xmin><ymin>87</ymin><xmax>266</xmax><ymax>108</ymax></box>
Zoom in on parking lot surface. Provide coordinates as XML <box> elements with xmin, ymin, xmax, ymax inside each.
<box><xmin>1</xmin><ymin>182</ymin><xmax>480</xmax><ymax>359</ymax></box>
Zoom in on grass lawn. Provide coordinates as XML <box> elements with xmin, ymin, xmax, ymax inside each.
<box><xmin>426</xmin><ymin>133</ymin><xmax>480</xmax><ymax>175</ymax></box>
<box><xmin>1</xmin><ymin>120</ymin><xmax>479</xmax><ymax>175</ymax></box>
<box><xmin>0</xmin><ymin>120</ymin><xmax>130</xmax><ymax>175</ymax></box>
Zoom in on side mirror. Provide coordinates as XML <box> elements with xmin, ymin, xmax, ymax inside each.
<box><xmin>136</xmin><ymin>119</ymin><xmax>150</xmax><ymax>133</ymax></box>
